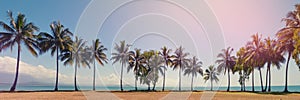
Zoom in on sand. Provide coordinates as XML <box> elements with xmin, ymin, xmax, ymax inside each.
<box><xmin>0</xmin><ymin>91</ymin><xmax>300</xmax><ymax>100</ymax></box>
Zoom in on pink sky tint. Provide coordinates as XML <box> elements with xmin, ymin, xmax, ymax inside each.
<box><xmin>207</xmin><ymin>0</ymin><xmax>298</xmax><ymax>48</ymax></box>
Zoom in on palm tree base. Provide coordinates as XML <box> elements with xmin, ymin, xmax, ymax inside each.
<box><xmin>10</xmin><ymin>87</ymin><xmax>16</xmax><ymax>92</ymax></box>
<box><xmin>283</xmin><ymin>89</ymin><xmax>289</xmax><ymax>93</ymax></box>
<box><xmin>54</xmin><ymin>87</ymin><xmax>58</xmax><ymax>91</ymax></box>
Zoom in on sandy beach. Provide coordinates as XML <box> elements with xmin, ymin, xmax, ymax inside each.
<box><xmin>1</xmin><ymin>91</ymin><xmax>300</xmax><ymax>100</ymax></box>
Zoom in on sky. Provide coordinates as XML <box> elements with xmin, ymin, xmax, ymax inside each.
<box><xmin>0</xmin><ymin>0</ymin><xmax>299</xmax><ymax>90</ymax></box>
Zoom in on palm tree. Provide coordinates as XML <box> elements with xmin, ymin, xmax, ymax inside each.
<box><xmin>0</xmin><ymin>11</ymin><xmax>39</xmax><ymax>91</ymax></box>
<box><xmin>216</xmin><ymin>47</ymin><xmax>236</xmax><ymax>91</ymax></box>
<box><xmin>158</xmin><ymin>46</ymin><xmax>172</xmax><ymax>91</ymax></box>
<box><xmin>128</xmin><ymin>48</ymin><xmax>146</xmax><ymax>91</ymax></box>
<box><xmin>89</xmin><ymin>39</ymin><xmax>108</xmax><ymax>91</ymax></box>
<box><xmin>263</xmin><ymin>37</ymin><xmax>285</xmax><ymax>92</ymax></box>
<box><xmin>36</xmin><ymin>21</ymin><xmax>73</xmax><ymax>91</ymax></box>
<box><xmin>246</xmin><ymin>33</ymin><xmax>265</xmax><ymax>92</ymax></box>
<box><xmin>203</xmin><ymin>65</ymin><xmax>219</xmax><ymax>91</ymax></box>
<box><xmin>184</xmin><ymin>56</ymin><xmax>203</xmax><ymax>91</ymax></box>
<box><xmin>171</xmin><ymin>46</ymin><xmax>190</xmax><ymax>91</ymax></box>
<box><xmin>142</xmin><ymin>50</ymin><xmax>155</xmax><ymax>90</ymax></box>
<box><xmin>111</xmin><ymin>40</ymin><xmax>130</xmax><ymax>91</ymax></box>
<box><xmin>276</xmin><ymin>4</ymin><xmax>300</xmax><ymax>92</ymax></box>
<box><xmin>234</xmin><ymin>47</ymin><xmax>251</xmax><ymax>91</ymax></box>
<box><xmin>60</xmin><ymin>36</ymin><xmax>90</xmax><ymax>91</ymax></box>
<box><xmin>148</xmin><ymin>54</ymin><xmax>166</xmax><ymax>90</ymax></box>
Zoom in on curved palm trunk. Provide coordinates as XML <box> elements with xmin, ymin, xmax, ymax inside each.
<box><xmin>259</xmin><ymin>68</ymin><xmax>264</xmax><ymax>92</ymax></box>
<box><xmin>120</xmin><ymin>62</ymin><xmax>124</xmax><ymax>91</ymax></box>
<box><xmin>54</xmin><ymin>47</ymin><xmax>59</xmax><ymax>91</ymax></box>
<box><xmin>74</xmin><ymin>63</ymin><xmax>79</xmax><ymax>91</ymax></box>
<box><xmin>264</xmin><ymin>63</ymin><xmax>270</xmax><ymax>92</ymax></box>
<box><xmin>227</xmin><ymin>68</ymin><xmax>230</xmax><ymax>92</ymax></box>
<box><xmin>152</xmin><ymin>83</ymin><xmax>156</xmax><ymax>91</ymax></box>
<box><xmin>191</xmin><ymin>74</ymin><xmax>194</xmax><ymax>91</ymax></box>
<box><xmin>252</xmin><ymin>67</ymin><xmax>255</xmax><ymax>92</ymax></box>
<box><xmin>284</xmin><ymin>53</ymin><xmax>291</xmax><ymax>92</ymax></box>
<box><xmin>10</xmin><ymin>44</ymin><xmax>21</xmax><ymax>91</ymax></box>
<box><xmin>93</xmin><ymin>59</ymin><xmax>96</xmax><ymax>91</ymax></box>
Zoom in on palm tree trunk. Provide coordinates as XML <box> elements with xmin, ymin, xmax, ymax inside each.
<box><xmin>264</xmin><ymin>63</ymin><xmax>270</xmax><ymax>92</ymax></box>
<box><xmin>148</xmin><ymin>84</ymin><xmax>150</xmax><ymax>91</ymax></box>
<box><xmin>74</xmin><ymin>63</ymin><xmax>78</xmax><ymax>91</ymax></box>
<box><xmin>252</xmin><ymin>67</ymin><xmax>255</xmax><ymax>92</ymax></box>
<box><xmin>93</xmin><ymin>59</ymin><xmax>96</xmax><ymax>91</ymax></box>
<box><xmin>284</xmin><ymin>53</ymin><xmax>291</xmax><ymax>92</ymax></box>
<box><xmin>211</xmin><ymin>74</ymin><xmax>213</xmax><ymax>91</ymax></box>
<box><xmin>10</xmin><ymin>44</ymin><xmax>21</xmax><ymax>91</ymax></box>
<box><xmin>179</xmin><ymin>66</ymin><xmax>181</xmax><ymax>91</ymax></box>
<box><xmin>152</xmin><ymin>83</ymin><xmax>156</xmax><ymax>91</ymax></box>
<box><xmin>135</xmin><ymin>75</ymin><xmax>137</xmax><ymax>91</ymax></box>
<box><xmin>268</xmin><ymin>66</ymin><xmax>271</xmax><ymax>92</ymax></box>
<box><xmin>191</xmin><ymin>74</ymin><xmax>194</xmax><ymax>91</ymax></box>
<box><xmin>120</xmin><ymin>62</ymin><xmax>124</xmax><ymax>91</ymax></box>
<box><xmin>54</xmin><ymin>47</ymin><xmax>59</xmax><ymax>91</ymax></box>
<box><xmin>227</xmin><ymin>68</ymin><xmax>230</xmax><ymax>92</ymax></box>
<box><xmin>259</xmin><ymin>68</ymin><xmax>263</xmax><ymax>92</ymax></box>
<box><xmin>162</xmin><ymin>63</ymin><xmax>166</xmax><ymax>91</ymax></box>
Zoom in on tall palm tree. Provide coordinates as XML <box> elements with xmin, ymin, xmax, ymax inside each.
<box><xmin>128</xmin><ymin>48</ymin><xmax>146</xmax><ymax>91</ymax></box>
<box><xmin>263</xmin><ymin>37</ymin><xmax>285</xmax><ymax>92</ymax></box>
<box><xmin>142</xmin><ymin>50</ymin><xmax>155</xmax><ymax>90</ymax></box>
<box><xmin>246</xmin><ymin>33</ymin><xmax>265</xmax><ymax>92</ymax></box>
<box><xmin>277</xmin><ymin>4</ymin><xmax>300</xmax><ymax>92</ymax></box>
<box><xmin>171</xmin><ymin>46</ymin><xmax>190</xmax><ymax>91</ymax></box>
<box><xmin>184</xmin><ymin>56</ymin><xmax>203</xmax><ymax>91</ymax></box>
<box><xmin>89</xmin><ymin>39</ymin><xmax>108</xmax><ymax>91</ymax></box>
<box><xmin>216</xmin><ymin>47</ymin><xmax>236</xmax><ymax>91</ymax></box>
<box><xmin>60</xmin><ymin>36</ymin><xmax>90</xmax><ymax>91</ymax></box>
<box><xmin>147</xmin><ymin>54</ymin><xmax>166</xmax><ymax>90</ymax></box>
<box><xmin>158</xmin><ymin>46</ymin><xmax>172</xmax><ymax>91</ymax></box>
<box><xmin>234</xmin><ymin>47</ymin><xmax>251</xmax><ymax>91</ymax></box>
<box><xmin>36</xmin><ymin>21</ymin><xmax>73</xmax><ymax>91</ymax></box>
<box><xmin>111</xmin><ymin>40</ymin><xmax>130</xmax><ymax>91</ymax></box>
<box><xmin>203</xmin><ymin>65</ymin><xmax>219</xmax><ymax>91</ymax></box>
<box><xmin>0</xmin><ymin>11</ymin><xmax>39</xmax><ymax>91</ymax></box>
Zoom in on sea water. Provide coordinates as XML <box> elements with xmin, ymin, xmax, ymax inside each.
<box><xmin>0</xmin><ymin>85</ymin><xmax>299</xmax><ymax>92</ymax></box>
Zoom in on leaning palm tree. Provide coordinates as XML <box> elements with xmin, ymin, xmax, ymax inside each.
<box><xmin>246</xmin><ymin>33</ymin><xmax>265</xmax><ymax>92</ymax></box>
<box><xmin>36</xmin><ymin>21</ymin><xmax>73</xmax><ymax>91</ymax></box>
<box><xmin>184</xmin><ymin>56</ymin><xmax>203</xmax><ymax>91</ymax></box>
<box><xmin>158</xmin><ymin>46</ymin><xmax>172</xmax><ymax>91</ymax></box>
<box><xmin>111</xmin><ymin>40</ymin><xmax>130</xmax><ymax>91</ymax></box>
<box><xmin>60</xmin><ymin>36</ymin><xmax>90</xmax><ymax>91</ymax></box>
<box><xmin>128</xmin><ymin>48</ymin><xmax>146</xmax><ymax>91</ymax></box>
<box><xmin>215</xmin><ymin>47</ymin><xmax>236</xmax><ymax>91</ymax></box>
<box><xmin>276</xmin><ymin>4</ymin><xmax>300</xmax><ymax>92</ymax></box>
<box><xmin>147</xmin><ymin>54</ymin><xmax>166</xmax><ymax>90</ymax></box>
<box><xmin>203</xmin><ymin>65</ymin><xmax>219</xmax><ymax>91</ymax></box>
<box><xmin>89</xmin><ymin>39</ymin><xmax>108</xmax><ymax>91</ymax></box>
<box><xmin>263</xmin><ymin>37</ymin><xmax>285</xmax><ymax>92</ymax></box>
<box><xmin>171</xmin><ymin>46</ymin><xmax>190</xmax><ymax>91</ymax></box>
<box><xmin>0</xmin><ymin>11</ymin><xmax>39</xmax><ymax>91</ymax></box>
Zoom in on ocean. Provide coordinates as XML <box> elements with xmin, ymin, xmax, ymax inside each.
<box><xmin>0</xmin><ymin>85</ymin><xmax>300</xmax><ymax>92</ymax></box>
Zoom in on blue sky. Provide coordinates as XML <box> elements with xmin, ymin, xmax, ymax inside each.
<box><xmin>0</xmin><ymin>0</ymin><xmax>300</xmax><ymax>90</ymax></box>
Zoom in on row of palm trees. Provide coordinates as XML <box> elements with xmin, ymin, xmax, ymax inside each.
<box><xmin>216</xmin><ymin>4</ymin><xmax>300</xmax><ymax>92</ymax></box>
<box><xmin>0</xmin><ymin>4</ymin><xmax>299</xmax><ymax>92</ymax></box>
<box><xmin>0</xmin><ymin>11</ymin><xmax>108</xmax><ymax>91</ymax></box>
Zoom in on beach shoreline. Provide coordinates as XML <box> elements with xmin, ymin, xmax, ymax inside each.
<box><xmin>1</xmin><ymin>91</ymin><xmax>300</xmax><ymax>100</ymax></box>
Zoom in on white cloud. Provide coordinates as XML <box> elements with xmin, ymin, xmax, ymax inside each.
<box><xmin>0</xmin><ymin>56</ymin><xmax>71</xmax><ymax>85</ymax></box>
